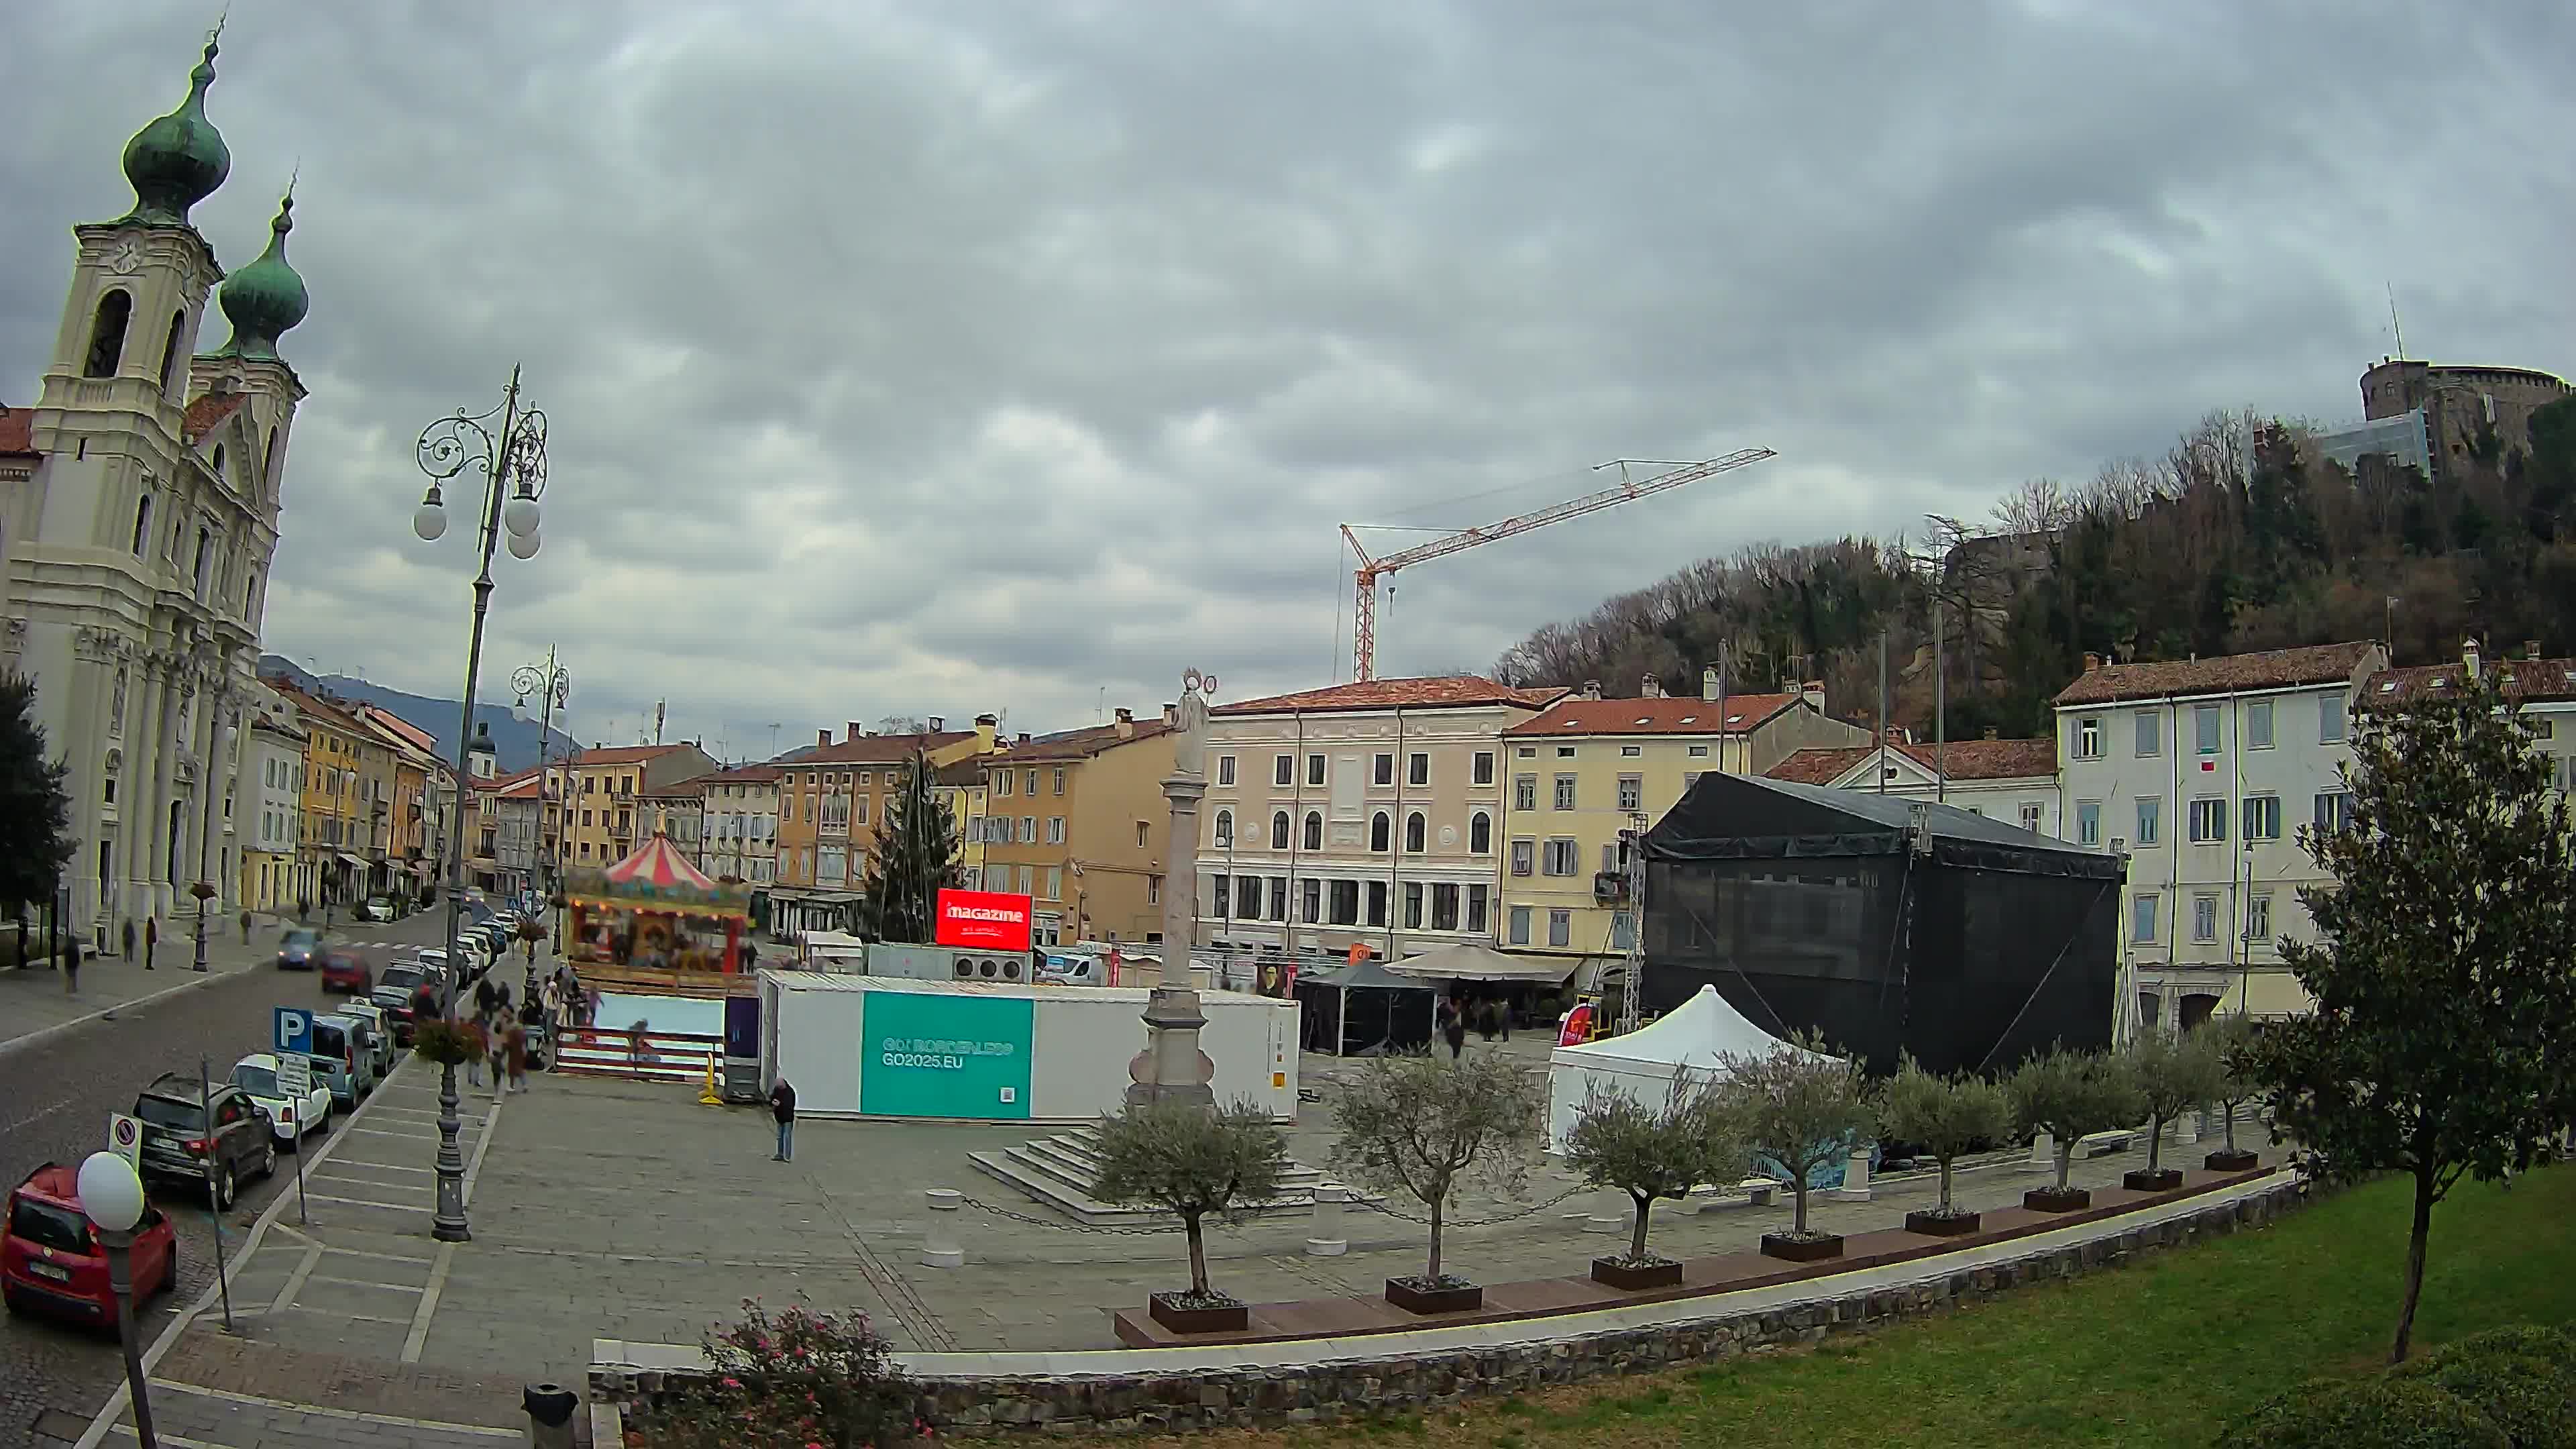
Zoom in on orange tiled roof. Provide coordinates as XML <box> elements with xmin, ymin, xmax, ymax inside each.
<box><xmin>994</xmin><ymin>719</ymin><xmax>1172</xmax><ymax>761</ymax></box>
<box><xmin>697</xmin><ymin>764</ymin><xmax>783</xmax><ymax>784</ymax></box>
<box><xmin>2052</xmin><ymin>642</ymin><xmax>2378</xmax><ymax>707</ymax></box>
<box><xmin>569</xmin><ymin>744</ymin><xmax>688</xmax><ymax>767</ymax></box>
<box><xmin>1503</xmin><ymin>694</ymin><xmax>1801</xmax><ymax>738</ymax></box>
<box><xmin>181</xmin><ymin>392</ymin><xmax>247</xmax><ymax>444</ymax></box>
<box><xmin>264</xmin><ymin>679</ymin><xmax>368</xmax><ymax>737</ymax></box>
<box><xmin>1766</xmin><ymin>737</ymin><xmax>2058</xmax><ymax>786</ymax></box>
<box><xmin>2366</xmin><ymin>656</ymin><xmax>2576</xmax><ymax>706</ymax></box>
<box><xmin>799</xmin><ymin>731</ymin><xmax>976</xmax><ymax>765</ymax></box>
<box><xmin>0</xmin><ymin>406</ymin><xmax>34</xmax><ymax>457</ymax></box>
<box><xmin>1214</xmin><ymin>676</ymin><xmax>1565</xmax><ymax>716</ymax></box>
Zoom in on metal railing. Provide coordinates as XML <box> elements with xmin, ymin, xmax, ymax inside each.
<box><xmin>551</xmin><ymin>1027</ymin><xmax>722</xmax><ymax>1084</ymax></box>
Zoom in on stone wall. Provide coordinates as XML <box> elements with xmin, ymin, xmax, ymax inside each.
<box><xmin>600</xmin><ymin>1179</ymin><xmax>2309</xmax><ymax>1438</ymax></box>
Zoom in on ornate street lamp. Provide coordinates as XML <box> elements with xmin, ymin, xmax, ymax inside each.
<box><xmin>412</xmin><ymin>366</ymin><xmax>548</xmax><ymax>1243</ymax></box>
<box><xmin>512</xmin><ymin>648</ymin><xmax>570</xmax><ymax>909</ymax></box>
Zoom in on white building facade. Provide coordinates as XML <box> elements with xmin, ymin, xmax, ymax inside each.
<box><xmin>240</xmin><ymin>714</ymin><xmax>303</xmax><ymax>912</ymax></box>
<box><xmin>2052</xmin><ymin>641</ymin><xmax>2386</xmax><ymax>1033</ymax></box>
<box><xmin>697</xmin><ymin>765</ymin><xmax>781</xmax><ymax>885</ymax></box>
<box><xmin>0</xmin><ymin>37</ymin><xmax>309</xmax><ymax>947</ymax></box>
<box><xmin>1195</xmin><ymin>677</ymin><xmax>1562</xmax><ymax>969</ymax></box>
<box><xmin>1767</xmin><ymin>734</ymin><xmax>2061</xmax><ymax>837</ymax></box>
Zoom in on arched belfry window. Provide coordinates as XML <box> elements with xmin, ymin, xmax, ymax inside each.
<box><xmin>262</xmin><ymin>427</ymin><xmax>279</xmax><ymax>494</ymax></box>
<box><xmin>130</xmin><ymin>494</ymin><xmax>154</xmax><ymax>556</ymax></box>
<box><xmin>211</xmin><ymin>443</ymin><xmax>226</xmax><ymax>483</ymax></box>
<box><xmin>85</xmin><ymin>290</ymin><xmax>133</xmax><ymax>378</ymax></box>
<box><xmin>157</xmin><ymin>311</ymin><xmax>186</xmax><ymax>394</ymax></box>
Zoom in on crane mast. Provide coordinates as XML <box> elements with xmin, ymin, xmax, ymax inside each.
<box><xmin>1343</xmin><ymin>447</ymin><xmax>1777</xmax><ymax>680</ymax></box>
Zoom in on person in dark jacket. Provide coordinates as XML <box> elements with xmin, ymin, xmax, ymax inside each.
<box><xmin>769</xmin><ymin>1078</ymin><xmax>796</xmax><ymax>1162</ymax></box>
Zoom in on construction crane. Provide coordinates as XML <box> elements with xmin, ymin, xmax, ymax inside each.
<box><xmin>1340</xmin><ymin>447</ymin><xmax>1777</xmax><ymax>680</ymax></box>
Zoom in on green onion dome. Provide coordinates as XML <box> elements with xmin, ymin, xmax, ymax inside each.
<box><xmin>118</xmin><ymin>37</ymin><xmax>230</xmax><ymax>227</ymax></box>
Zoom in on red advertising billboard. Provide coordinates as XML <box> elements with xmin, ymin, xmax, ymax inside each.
<box><xmin>934</xmin><ymin>888</ymin><xmax>1034</xmax><ymax>952</ymax></box>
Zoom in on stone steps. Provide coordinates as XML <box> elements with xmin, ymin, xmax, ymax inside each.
<box><xmin>967</xmin><ymin>1126</ymin><xmax>1342</xmax><ymax>1227</ymax></box>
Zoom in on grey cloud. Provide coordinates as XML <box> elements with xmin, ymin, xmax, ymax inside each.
<box><xmin>4</xmin><ymin>0</ymin><xmax>2571</xmax><ymax>745</ymax></box>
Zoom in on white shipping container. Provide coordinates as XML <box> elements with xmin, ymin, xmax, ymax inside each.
<box><xmin>757</xmin><ymin>970</ymin><xmax>1298</xmax><ymax>1122</ymax></box>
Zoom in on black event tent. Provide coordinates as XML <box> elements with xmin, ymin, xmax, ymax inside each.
<box><xmin>1640</xmin><ymin>773</ymin><xmax>2123</xmax><ymax>1077</ymax></box>
<box><xmin>1293</xmin><ymin>957</ymin><xmax>1440</xmax><ymax>1057</ymax></box>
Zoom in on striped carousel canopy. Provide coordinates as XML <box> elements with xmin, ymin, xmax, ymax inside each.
<box><xmin>602</xmin><ymin>832</ymin><xmax>715</xmax><ymax>892</ymax></box>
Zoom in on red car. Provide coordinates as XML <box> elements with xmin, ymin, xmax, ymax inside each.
<box><xmin>1</xmin><ymin>1163</ymin><xmax>177</xmax><ymax>1328</ymax></box>
<box><xmin>319</xmin><ymin>949</ymin><xmax>373</xmax><ymax>995</ymax></box>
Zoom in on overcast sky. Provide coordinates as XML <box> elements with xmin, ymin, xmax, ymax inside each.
<box><xmin>7</xmin><ymin>1</ymin><xmax>2570</xmax><ymax>758</ymax></box>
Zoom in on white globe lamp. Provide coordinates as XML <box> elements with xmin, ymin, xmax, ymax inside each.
<box><xmin>412</xmin><ymin>488</ymin><xmax>448</xmax><ymax>543</ymax></box>
<box><xmin>506</xmin><ymin>528</ymin><xmax>541</xmax><ymax>561</ymax></box>
<box><xmin>502</xmin><ymin>490</ymin><xmax>541</xmax><ymax>538</ymax></box>
<box><xmin>76</xmin><ymin>1150</ymin><xmax>143</xmax><ymax>1233</ymax></box>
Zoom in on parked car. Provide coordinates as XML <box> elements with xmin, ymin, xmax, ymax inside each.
<box><xmin>1</xmin><ymin>1164</ymin><xmax>176</xmax><ymax>1326</ymax></box>
<box><xmin>229</xmin><ymin>1053</ymin><xmax>331</xmax><ymax>1141</ymax></box>
<box><xmin>133</xmin><ymin>1073</ymin><xmax>275</xmax><ymax>1209</ymax></box>
<box><xmin>371</xmin><ymin>963</ymin><xmax>435</xmax><ymax>1043</ymax></box>
<box><xmin>323</xmin><ymin>1013</ymin><xmax>384</xmax><ymax>1098</ymax></box>
<box><xmin>301</xmin><ymin>1016</ymin><xmax>366</xmax><ymax>1110</ymax></box>
<box><xmin>276</xmin><ymin>926</ymin><xmax>323</xmax><ymax>970</ymax></box>
<box><xmin>339</xmin><ymin>1002</ymin><xmax>397</xmax><ymax>1076</ymax></box>
<box><xmin>318</xmin><ymin>949</ymin><xmax>372</xmax><ymax>995</ymax></box>
<box><xmin>359</xmin><ymin>896</ymin><xmax>396</xmax><ymax>923</ymax></box>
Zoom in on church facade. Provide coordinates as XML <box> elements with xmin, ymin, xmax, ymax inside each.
<box><xmin>0</xmin><ymin>32</ymin><xmax>311</xmax><ymax>949</ymax></box>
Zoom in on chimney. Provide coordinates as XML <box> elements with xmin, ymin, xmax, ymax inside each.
<box><xmin>1581</xmin><ymin>679</ymin><xmax>1602</xmax><ymax>701</ymax></box>
<box><xmin>1016</xmin><ymin>732</ymin><xmax>1032</xmax><ymax>746</ymax></box>
<box><xmin>848</xmin><ymin>721</ymin><xmax>864</xmax><ymax>741</ymax></box>
<box><xmin>2463</xmin><ymin>637</ymin><xmax>2481</xmax><ymax>679</ymax></box>
<box><xmin>1982</xmin><ymin>726</ymin><xmax>1999</xmax><ymax>741</ymax></box>
<box><xmin>1640</xmin><ymin>674</ymin><xmax>1664</xmax><ymax>698</ymax></box>
<box><xmin>2083</xmin><ymin>651</ymin><xmax>2101</xmax><ymax>674</ymax></box>
<box><xmin>928</xmin><ymin>716</ymin><xmax>945</xmax><ymax>733</ymax></box>
<box><xmin>1162</xmin><ymin>702</ymin><xmax>1178</xmax><ymax>727</ymax></box>
<box><xmin>1801</xmin><ymin>680</ymin><xmax>1826</xmax><ymax>711</ymax></box>
<box><xmin>1701</xmin><ymin>666</ymin><xmax>1720</xmax><ymax>702</ymax></box>
<box><xmin>2526</xmin><ymin>641</ymin><xmax>2542</xmax><ymax>662</ymax></box>
<box><xmin>973</xmin><ymin>714</ymin><xmax>998</xmax><ymax>751</ymax></box>
<box><xmin>817</xmin><ymin>728</ymin><xmax>831</xmax><ymax>749</ymax></box>
<box><xmin>1114</xmin><ymin>707</ymin><xmax>1135</xmax><ymax>739</ymax></box>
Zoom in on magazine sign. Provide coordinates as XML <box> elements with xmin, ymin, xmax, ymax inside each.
<box><xmin>934</xmin><ymin>889</ymin><xmax>1034</xmax><ymax>952</ymax></box>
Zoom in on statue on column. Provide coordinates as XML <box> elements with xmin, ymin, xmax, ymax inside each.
<box><xmin>1171</xmin><ymin>668</ymin><xmax>1217</xmax><ymax>779</ymax></box>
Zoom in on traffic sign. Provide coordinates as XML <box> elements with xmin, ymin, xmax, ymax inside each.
<box><xmin>277</xmin><ymin>1051</ymin><xmax>311</xmax><ymax>1100</ymax></box>
<box><xmin>274</xmin><ymin>1006</ymin><xmax>313</xmax><ymax>1057</ymax></box>
<box><xmin>107</xmin><ymin>1113</ymin><xmax>142</xmax><ymax>1172</ymax></box>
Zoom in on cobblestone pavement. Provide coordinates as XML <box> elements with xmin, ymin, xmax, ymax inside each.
<box><xmin>0</xmin><ymin>908</ymin><xmax>467</xmax><ymax>1449</ymax></box>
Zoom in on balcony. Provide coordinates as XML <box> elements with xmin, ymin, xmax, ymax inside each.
<box><xmin>609</xmin><ymin>819</ymin><xmax>634</xmax><ymax>841</ymax></box>
<box><xmin>1592</xmin><ymin>871</ymin><xmax>1631</xmax><ymax>904</ymax></box>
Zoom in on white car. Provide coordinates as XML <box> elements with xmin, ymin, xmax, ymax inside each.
<box><xmin>229</xmin><ymin>1052</ymin><xmax>332</xmax><ymax>1142</ymax></box>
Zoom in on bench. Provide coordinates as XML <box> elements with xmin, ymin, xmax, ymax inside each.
<box><xmin>1693</xmin><ymin>1177</ymin><xmax>1786</xmax><ymax>1211</ymax></box>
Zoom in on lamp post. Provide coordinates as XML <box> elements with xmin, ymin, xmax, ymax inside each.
<box><xmin>76</xmin><ymin>1151</ymin><xmax>159</xmax><ymax>1448</ymax></box>
<box><xmin>413</xmin><ymin>366</ymin><xmax>549</xmax><ymax>1243</ymax></box>
<box><xmin>1126</xmin><ymin>669</ymin><xmax>1218</xmax><ymax>1110</ymax></box>
<box><xmin>191</xmin><ymin>715</ymin><xmax>233</xmax><ymax>973</ymax></box>
<box><xmin>512</xmin><ymin>649</ymin><xmax>570</xmax><ymax>912</ymax></box>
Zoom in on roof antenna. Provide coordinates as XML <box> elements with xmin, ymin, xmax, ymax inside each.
<box><xmin>2387</xmin><ymin>282</ymin><xmax>2406</xmax><ymax>360</ymax></box>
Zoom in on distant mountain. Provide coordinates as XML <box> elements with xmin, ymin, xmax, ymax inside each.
<box><xmin>257</xmin><ymin>655</ymin><xmax>578</xmax><ymax>776</ymax></box>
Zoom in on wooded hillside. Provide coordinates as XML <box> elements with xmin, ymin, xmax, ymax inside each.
<box><xmin>1491</xmin><ymin>395</ymin><xmax>2576</xmax><ymax>741</ymax></box>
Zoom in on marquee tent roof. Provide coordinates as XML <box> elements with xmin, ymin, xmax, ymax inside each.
<box><xmin>1550</xmin><ymin>984</ymin><xmax>1836</xmax><ymax>1074</ymax></box>
<box><xmin>603</xmin><ymin>832</ymin><xmax>715</xmax><ymax>892</ymax></box>
<box><xmin>1385</xmin><ymin>942</ymin><xmax>1576</xmax><ymax>984</ymax></box>
<box><xmin>1305</xmin><ymin>957</ymin><xmax>1440</xmax><ymax>993</ymax></box>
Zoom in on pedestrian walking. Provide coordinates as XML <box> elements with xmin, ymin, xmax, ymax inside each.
<box><xmin>769</xmin><ymin>1077</ymin><xmax>796</xmax><ymax>1162</ymax></box>
<box><xmin>239</xmin><ymin>908</ymin><xmax>252</xmax><ymax>944</ymax></box>
<box><xmin>120</xmin><ymin>918</ymin><xmax>136</xmax><ymax>961</ymax></box>
<box><xmin>466</xmin><ymin>1009</ymin><xmax>488</xmax><ymax>1087</ymax></box>
<box><xmin>62</xmin><ymin>943</ymin><xmax>79</xmax><ymax>997</ymax></box>
<box><xmin>474</xmin><ymin>975</ymin><xmax>498</xmax><ymax>1020</ymax></box>
<box><xmin>505</xmin><ymin>1018</ymin><xmax>529</xmax><ymax>1093</ymax></box>
<box><xmin>143</xmin><ymin>915</ymin><xmax>157</xmax><ymax>971</ymax></box>
<box><xmin>488</xmin><ymin>1023</ymin><xmax>511</xmax><ymax>1096</ymax></box>
<box><xmin>298</xmin><ymin>897</ymin><xmax>309</xmax><ymax>924</ymax></box>
<box><xmin>1438</xmin><ymin>998</ymin><xmax>1466</xmax><ymax>1060</ymax></box>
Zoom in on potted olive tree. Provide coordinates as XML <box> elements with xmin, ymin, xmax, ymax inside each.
<box><xmin>2202</xmin><ymin>1016</ymin><xmax>2264</xmax><ymax>1172</ymax></box>
<box><xmin>2008</xmin><ymin>1046</ymin><xmax>2145</xmax><ymax>1212</ymax></box>
<box><xmin>1330</xmin><ymin>1052</ymin><xmax>1544</xmax><ymax>1314</ymax></box>
<box><xmin>1562</xmin><ymin>1072</ymin><xmax>1745</xmax><ymax>1289</ymax></box>
<box><xmin>1874</xmin><ymin>1056</ymin><xmax>2011</xmax><ymax>1236</ymax></box>
<box><xmin>1091</xmin><ymin>1099</ymin><xmax>1290</xmax><ymax>1334</ymax></box>
<box><xmin>1718</xmin><ymin>1034</ymin><xmax>1872</xmax><ymax>1263</ymax></box>
<box><xmin>2124</xmin><ymin>1030</ymin><xmax>2223</xmax><ymax>1192</ymax></box>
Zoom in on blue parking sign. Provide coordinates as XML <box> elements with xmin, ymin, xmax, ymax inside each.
<box><xmin>274</xmin><ymin>1006</ymin><xmax>313</xmax><ymax>1056</ymax></box>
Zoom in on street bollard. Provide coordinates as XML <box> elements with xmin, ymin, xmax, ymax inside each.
<box><xmin>922</xmin><ymin>1187</ymin><xmax>964</xmax><ymax>1269</ymax></box>
<box><xmin>1305</xmin><ymin>1183</ymin><xmax>1348</xmax><ymax>1256</ymax></box>
<box><xmin>2174</xmin><ymin>1110</ymin><xmax>2198</xmax><ymax>1146</ymax></box>
<box><xmin>523</xmin><ymin>1382</ymin><xmax>578</xmax><ymax>1448</ymax></box>
<box><xmin>2024</xmin><ymin>1130</ymin><xmax>2055</xmax><ymax>1173</ymax></box>
<box><xmin>1583</xmin><ymin>1185</ymin><xmax>1625</xmax><ymax>1234</ymax></box>
<box><xmin>1830</xmin><ymin>1146</ymin><xmax>1873</xmax><ymax>1201</ymax></box>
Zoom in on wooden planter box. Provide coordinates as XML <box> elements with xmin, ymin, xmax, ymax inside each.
<box><xmin>1904</xmin><ymin>1209</ymin><xmax>1981</xmax><ymax>1237</ymax></box>
<box><xmin>2123</xmin><ymin>1167</ymin><xmax>2184</xmax><ymax>1193</ymax></box>
<box><xmin>1147</xmin><ymin>1293</ymin><xmax>1248</xmax><ymax>1335</ymax></box>
<box><xmin>2023</xmin><ymin>1185</ymin><xmax>2092</xmax><ymax>1213</ymax></box>
<box><xmin>1384</xmin><ymin>1277</ymin><xmax>1483</xmax><ymax>1315</ymax></box>
<box><xmin>2204</xmin><ymin>1148</ymin><xmax>2260</xmax><ymax>1172</ymax></box>
<box><xmin>1760</xmin><ymin>1232</ymin><xmax>1844</xmax><ymax>1263</ymax></box>
<box><xmin>1591</xmin><ymin>1255</ymin><xmax>1684</xmax><ymax>1290</ymax></box>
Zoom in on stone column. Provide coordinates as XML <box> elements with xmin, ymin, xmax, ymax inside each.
<box><xmin>132</xmin><ymin>659</ymin><xmax>174</xmax><ymax>924</ymax></box>
<box><xmin>1126</xmin><ymin>670</ymin><xmax>1218</xmax><ymax>1112</ymax></box>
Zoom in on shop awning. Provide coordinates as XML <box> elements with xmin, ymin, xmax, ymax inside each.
<box><xmin>337</xmin><ymin>852</ymin><xmax>369</xmax><ymax>869</ymax></box>
<box><xmin>1384</xmin><ymin>942</ymin><xmax>1578</xmax><ymax>985</ymax></box>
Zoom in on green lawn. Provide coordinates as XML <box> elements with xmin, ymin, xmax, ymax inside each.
<box><xmin>1137</xmin><ymin>1165</ymin><xmax>2576</xmax><ymax>1449</ymax></box>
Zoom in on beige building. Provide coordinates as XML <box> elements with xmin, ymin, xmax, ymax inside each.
<box><xmin>0</xmin><ymin>38</ymin><xmax>311</xmax><ymax>947</ymax></box>
<box><xmin>1196</xmin><ymin>676</ymin><xmax>1564</xmax><ymax>968</ymax></box>
<box><xmin>557</xmin><ymin>742</ymin><xmax>718</xmax><ymax>872</ymax></box>
<box><xmin>694</xmin><ymin>763</ymin><xmax>782</xmax><ymax>885</ymax></box>
<box><xmin>770</xmin><ymin>718</ymin><xmax>996</xmax><ymax>937</ymax></box>
<box><xmin>1496</xmin><ymin>673</ymin><xmax>1869</xmax><ymax>979</ymax></box>
<box><xmin>979</xmin><ymin>710</ymin><xmax>1175</xmax><ymax>948</ymax></box>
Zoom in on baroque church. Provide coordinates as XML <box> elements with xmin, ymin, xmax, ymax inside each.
<box><xmin>0</xmin><ymin>32</ymin><xmax>309</xmax><ymax>947</ymax></box>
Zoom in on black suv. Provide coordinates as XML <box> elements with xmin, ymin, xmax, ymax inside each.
<box><xmin>133</xmin><ymin>1074</ymin><xmax>276</xmax><ymax>1210</ymax></box>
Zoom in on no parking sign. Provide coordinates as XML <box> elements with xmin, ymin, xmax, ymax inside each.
<box><xmin>107</xmin><ymin>1113</ymin><xmax>142</xmax><ymax>1171</ymax></box>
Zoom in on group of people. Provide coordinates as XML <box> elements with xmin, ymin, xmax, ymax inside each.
<box><xmin>455</xmin><ymin>963</ymin><xmax>593</xmax><ymax>1095</ymax></box>
<box><xmin>1434</xmin><ymin>995</ymin><xmax>1515</xmax><ymax>1059</ymax></box>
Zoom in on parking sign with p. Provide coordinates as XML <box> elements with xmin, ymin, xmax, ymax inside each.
<box><xmin>274</xmin><ymin>1006</ymin><xmax>313</xmax><ymax>1057</ymax></box>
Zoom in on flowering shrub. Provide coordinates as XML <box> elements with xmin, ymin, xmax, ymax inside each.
<box><xmin>646</xmin><ymin>1298</ymin><xmax>916</xmax><ymax>1449</ymax></box>
<box><xmin>409</xmin><ymin>1018</ymin><xmax>486</xmax><ymax>1067</ymax></box>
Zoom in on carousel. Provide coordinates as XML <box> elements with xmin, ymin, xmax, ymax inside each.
<box><xmin>565</xmin><ymin>832</ymin><xmax>754</xmax><ymax>976</ymax></box>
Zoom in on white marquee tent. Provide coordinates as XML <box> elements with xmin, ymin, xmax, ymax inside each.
<box><xmin>1544</xmin><ymin>984</ymin><xmax>1839</xmax><ymax>1152</ymax></box>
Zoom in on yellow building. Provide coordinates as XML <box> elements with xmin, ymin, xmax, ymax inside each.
<box><xmin>770</xmin><ymin>716</ymin><xmax>998</xmax><ymax>938</ymax></box>
<box><xmin>934</xmin><ymin>760</ymin><xmax>991</xmax><ymax>891</ymax></box>
<box><xmin>268</xmin><ymin>682</ymin><xmax>377</xmax><ymax>910</ymax></box>
<box><xmin>559</xmin><ymin>742</ymin><xmax>719</xmax><ymax>871</ymax></box>
<box><xmin>1497</xmin><ymin>676</ymin><xmax>1868</xmax><ymax>979</ymax></box>
<box><xmin>978</xmin><ymin>710</ymin><xmax>1175</xmax><ymax>947</ymax></box>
